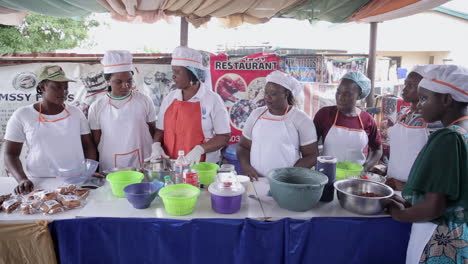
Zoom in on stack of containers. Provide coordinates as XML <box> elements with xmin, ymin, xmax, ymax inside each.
<box><xmin>208</xmin><ymin>172</ymin><xmax>245</xmax><ymax>214</ymax></box>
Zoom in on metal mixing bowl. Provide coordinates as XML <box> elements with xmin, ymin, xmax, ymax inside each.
<box><xmin>142</xmin><ymin>159</ymin><xmax>175</xmax><ymax>181</ymax></box>
<box><xmin>334</xmin><ymin>179</ymin><xmax>394</xmax><ymax>215</ymax></box>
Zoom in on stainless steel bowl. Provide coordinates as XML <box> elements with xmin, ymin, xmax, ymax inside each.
<box><xmin>142</xmin><ymin>159</ymin><xmax>176</xmax><ymax>181</ymax></box>
<box><xmin>334</xmin><ymin>179</ymin><xmax>394</xmax><ymax>215</ymax></box>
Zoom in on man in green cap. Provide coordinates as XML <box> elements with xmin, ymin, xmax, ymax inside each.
<box><xmin>4</xmin><ymin>65</ymin><xmax>97</xmax><ymax>194</ymax></box>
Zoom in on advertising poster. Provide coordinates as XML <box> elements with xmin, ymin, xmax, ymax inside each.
<box><xmin>210</xmin><ymin>53</ymin><xmax>279</xmax><ymax>144</ymax></box>
<box><xmin>301</xmin><ymin>82</ymin><xmax>337</xmax><ymax>119</ymax></box>
<box><xmin>280</xmin><ymin>56</ymin><xmax>319</xmax><ymax>82</ymax></box>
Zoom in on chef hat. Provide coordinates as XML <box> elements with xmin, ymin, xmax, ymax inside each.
<box><xmin>409</xmin><ymin>65</ymin><xmax>428</xmax><ymax>77</ymax></box>
<box><xmin>101</xmin><ymin>50</ymin><xmax>133</xmax><ymax>74</ymax></box>
<box><xmin>418</xmin><ymin>65</ymin><xmax>468</xmax><ymax>103</ymax></box>
<box><xmin>266</xmin><ymin>70</ymin><xmax>303</xmax><ymax>96</ymax></box>
<box><xmin>342</xmin><ymin>71</ymin><xmax>371</xmax><ymax>99</ymax></box>
<box><xmin>171</xmin><ymin>46</ymin><xmax>207</xmax><ymax>82</ymax></box>
<box><xmin>409</xmin><ymin>65</ymin><xmax>444</xmax><ymax>79</ymax></box>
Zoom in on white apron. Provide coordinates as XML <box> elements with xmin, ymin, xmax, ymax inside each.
<box><xmin>387</xmin><ymin>115</ymin><xmax>428</xmax><ymax>181</ymax></box>
<box><xmin>406</xmin><ymin>222</ymin><xmax>437</xmax><ymax>264</ymax></box>
<box><xmin>26</xmin><ymin>105</ymin><xmax>85</xmax><ymax>177</ymax></box>
<box><xmin>98</xmin><ymin>94</ymin><xmax>152</xmax><ymax>172</ymax></box>
<box><xmin>323</xmin><ymin>109</ymin><xmax>368</xmax><ymax>165</ymax></box>
<box><xmin>250</xmin><ymin>106</ymin><xmax>300</xmax><ymax>177</ymax></box>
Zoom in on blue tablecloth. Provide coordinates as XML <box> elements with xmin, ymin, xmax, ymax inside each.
<box><xmin>49</xmin><ymin>217</ymin><xmax>411</xmax><ymax>264</ymax></box>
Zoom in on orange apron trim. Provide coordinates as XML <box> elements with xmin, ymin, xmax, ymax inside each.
<box><xmin>114</xmin><ymin>149</ymin><xmax>142</xmax><ymax>168</ymax></box>
<box><xmin>397</xmin><ymin>110</ymin><xmax>427</xmax><ymax>129</ymax></box>
<box><xmin>259</xmin><ymin>105</ymin><xmax>290</xmax><ymax>122</ymax></box>
<box><xmin>332</xmin><ymin>109</ymin><xmax>365</xmax><ymax>132</ymax></box>
<box><xmin>450</xmin><ymin>116</ymin><xmax>468</xmax><ymax>125</ymax></box>
<box><xmin>163</xmin><ymin>99</ymin><xmax>205</xmax><ymax>161</ymax></box>
<box><xmin>38</xmin><ymin>104</ymin><xmax>71</xmax><ymax>123</ymax></box>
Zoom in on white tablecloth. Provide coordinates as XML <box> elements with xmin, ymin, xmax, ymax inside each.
<box><xmin>0</xmin><ymin>176</ymin><xmax>391</xmax><ymax>222</ymax></box>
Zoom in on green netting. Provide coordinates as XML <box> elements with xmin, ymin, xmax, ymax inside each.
<box><xmin>0</xmin><ymin>0</ymin><xmax>108</xmax><ymax>18</ymax></box>
<box><xmin>276</xmin><ymin>0</ymin><xmax>372</xmax><ymax>23</ymax></box>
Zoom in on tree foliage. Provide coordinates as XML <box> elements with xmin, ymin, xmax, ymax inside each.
<box><xmin>0</xmin><ymin>14</ymin><xmax>99</xmax><ymax>54</ymax></box>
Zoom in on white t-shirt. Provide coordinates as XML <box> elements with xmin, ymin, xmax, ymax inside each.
<box><xmin>88</xmin><ymin>91</ymin><xmax>156</xmax><ymax>130</ymax></box>
<box><xmin>156</xmin><ymin>84</ymin><xmax>230</xmax><ymax>162</ymax></box>
<box><xmin>5</xmin><ymin>104</ymin><xmax>90</xmax><ymax>143</ymax></box>
<box><xmin>4</xmin><ymin>104</ymin><xmax>90</xmax><ymax>178</ymax></box>
<box><xmin>242</xmin><ymin>106</ymin><xmax>317</xmax><ymax>146</ymax></box>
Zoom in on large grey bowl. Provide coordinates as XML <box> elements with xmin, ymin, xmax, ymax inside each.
<box><xmin>268</xmin><ymin>167</ymin><xmax>328</xmax><ymax>212</ymax></box>
<box><xmin>334</xmin><ymin>179</ymin><xmax>394</xmax><ymax>215</ymax></box>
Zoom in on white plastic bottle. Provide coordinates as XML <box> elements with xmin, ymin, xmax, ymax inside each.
<box><xmin>174</xmin><ymin>150</ymin><xmax>189</xmax><ymax>184</ymax></box>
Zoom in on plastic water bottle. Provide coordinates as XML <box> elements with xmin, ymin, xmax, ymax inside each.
<box><xmin>174</xmin><ymin>150</ymin><xmax>189</xmax><ymax>184</ymax></box>
<box><xmin>164</xmin><ymin>175</ymin><xmax>174</xmax><ymax>187</ymax></box>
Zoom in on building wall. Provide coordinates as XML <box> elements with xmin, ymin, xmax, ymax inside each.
<box><xmin>375</xmin><ymin>11</ymin><xmax>468</xmax><ymax>68</ymax></box>
<box><xmin>377</xmin><ymin>51</ymin><xmax>451</xmax><ymax>70</ymax></box>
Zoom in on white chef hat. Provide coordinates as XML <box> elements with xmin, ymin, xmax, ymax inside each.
<box><xmin>101</xmin><ymin>50</ymin><xmax>133</xmax><ymax>74</ymax></box>
<box><xmin>171</xmin><ymin>46</ymin><xmax>204</xmax><ymax>70</ymax></box>
<box><xmin>266</xmin><ymin>70</ymin><xmax>303</xmax><ymax>96</ymax></box>
<box><xmin>418</xmin><ymin>65</ymin><xmax>468</xmax><ymax>103</ymax></box>
<box><xmin>409</xmin><ymin>65</ymin><xmax>428</xmax><ymax>77</ymax></box>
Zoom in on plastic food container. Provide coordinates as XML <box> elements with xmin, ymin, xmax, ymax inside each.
<box><xmin>158</xmin><ymin>184</ymin><xmax>200</xmax><ymax>215</ymax></box>
<box><xmin>336</xmin><ymin>162</ymin><xmax>364</xmax><ymax>180</ymax></box>
<box><xmin>236</xmin><ymin>175</ymin><xmax>251</xmax><ymax>202</ymax></box>
<box><xmin>208</xmin><ymin>172</ymin><xmax>245</xmax><ymax>214</ymax></box>
<box><xmin>51</xmin><ymin>159</ymin><xmax>99</xmax><ymax>184</ymax></box>
<box><xmin>190</xmin><ymin>162</ymin><xmax>219</xmax><ymax>185</ymax></box>
<box><xmin>106</xmin><ymin>171</ymin><xmax>144</xmax><ymax>197</ymax></box>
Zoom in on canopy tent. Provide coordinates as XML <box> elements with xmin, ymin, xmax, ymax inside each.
<box><xmin>0</xmin><ymin>0</ymin><xmax>452</xmax><ymax>106</ymax></box>
<box><xmin>0</xmin><ymin>0</ymin><xmax>450</xmax><ymax>27</ymax></box>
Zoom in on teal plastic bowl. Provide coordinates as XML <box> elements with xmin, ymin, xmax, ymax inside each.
<box><xmin>267</xmin><ymin>167</ymin><xmax>328</xmax><ymax>212</ymax></box>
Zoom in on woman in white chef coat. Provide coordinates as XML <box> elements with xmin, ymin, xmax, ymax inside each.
<box><xmin>385</xmin><ymin>65</ymin><xmax>442</xmax><ymax>190</ymax></box>
<box><xmin>4</xmin><ymin>65</ymin><xmax>97</xmax><ymax>194</ymax></box>
<box><xmin>237</xmin><ymin>71</ymin><xmax>318</xmax><ymax>180</ymax></box>
<box><xmin>88</xmin><ymin>50</ymin><xmax>156</xmax><ymax>172</ymax></box>
<box><xmin>150</xmin><ymin>46</ymin><xmax>230</xmax><ymax>164</ymax></box>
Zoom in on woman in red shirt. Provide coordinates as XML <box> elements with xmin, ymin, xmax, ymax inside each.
<box><xmin>313</xmin><ymin>71</ymin><xmax>382</xmax><ymax>171</ymax></box>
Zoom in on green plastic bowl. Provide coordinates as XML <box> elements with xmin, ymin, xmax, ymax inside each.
<box><xmin>106</xmin><ymin>171</ymin><xmax>144</xmax><ymax>197</ymax></box>
<box><xmin>190</xmin><ymin>162</ymin><xmax>219</xmax><ymax>185</ymax></box>
<box><xmin>158</xmin><ymin>184</ymin><xmax>201</xmax><ymax>215</ymax></box>
<box><xmin>336</xmin><ymin>162</ymin><xmax>364</xmax><ymax>180</ymax></box>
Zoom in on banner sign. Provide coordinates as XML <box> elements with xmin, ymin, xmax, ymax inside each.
<box><xmin>210</xmin><ymin>53</ymin><xmax>280</xmax><ymax>144</ymax></box>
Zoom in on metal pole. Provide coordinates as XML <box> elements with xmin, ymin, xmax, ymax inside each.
<box><xmin>180</xmin><ymin>17</ymin><xmax>188</xmax><ymax>47</ymax></box>
<box><xmin>366</xmin><ymin>22</ymin><xmax>378</xmax><ymax>107</ymax></box>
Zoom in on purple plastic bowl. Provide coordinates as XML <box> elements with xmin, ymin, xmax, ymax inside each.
<box><xmin>210</xmin><ymin>194</ymin><xmax>242</xmax><ymax>214</ymax></box>
<box><xmin>123</xmin><ymin>182</ymin><xmax>160</xmax><ymax>209</ymax></box>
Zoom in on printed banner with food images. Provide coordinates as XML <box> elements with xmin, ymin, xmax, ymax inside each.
<box><xmin>210</xmin><ymin>53</ymin><xmax>280</xmax><ymax>144</ymax></box>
